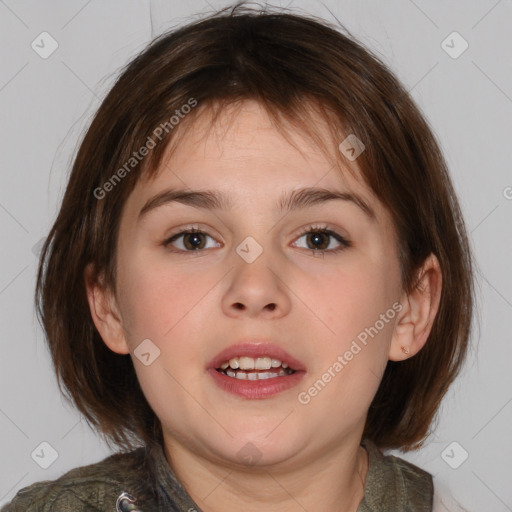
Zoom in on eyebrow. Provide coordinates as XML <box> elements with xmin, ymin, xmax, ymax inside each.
<box><xmin>137</xmin><ymin>186</ymin><xmax>376</xmax><ymax>222</ymax></box>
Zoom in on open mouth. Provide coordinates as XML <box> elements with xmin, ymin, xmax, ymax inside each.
<box><xmin>216</xmin><ymin>356</ymin><xmax>296</xmax><ymax>380</ymax></box>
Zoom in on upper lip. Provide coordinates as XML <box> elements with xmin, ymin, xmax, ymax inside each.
<box><xmin>208</xmin><ymin>342</ymin><xmax>307</xmax><ymax>372</ymax></box>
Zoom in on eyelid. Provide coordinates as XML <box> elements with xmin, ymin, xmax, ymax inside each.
<box><xmin>162</xmin><ymin>223</ymin><xmax>221</xmax><ymax>250</ymax></box>
<box><xmin>164</xmin><ymin>223</ymin><xmax>220</xmax><ymax>240</ymax></box>
<box><xmin>292</xmin><ymin>224</ymin><xmax>352</xmax><ymax>253</ymax></box>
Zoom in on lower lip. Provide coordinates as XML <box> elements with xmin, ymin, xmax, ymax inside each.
<box><xmin>207</xmin><ymin>368</ymin><xmax>306</xmax><ymax>399</ymax></box>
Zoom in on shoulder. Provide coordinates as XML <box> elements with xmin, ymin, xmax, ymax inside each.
<box><xmin>362</xmin><ymin>438</ymin><xmax>434</xmax><ymax>490</ymax></box>
<box><xmin>359</xmin><ymin>439</ymin><xmax>433</xmax><ymax>511</ymax></box>
<box><xmin>1</xmin><ymin>448</ymin><xmax>147</xmax><ymax>512</ymax></box>
<box><xmin>360</xmin><ymin>439</ymin><xmax>473</xmax><ymax>512</ymax></box>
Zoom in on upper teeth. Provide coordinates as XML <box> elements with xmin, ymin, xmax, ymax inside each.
<box><xmin>219</xmin><ymin>357</ymin><xmax>289</xmax><ymax>370</ymax></box>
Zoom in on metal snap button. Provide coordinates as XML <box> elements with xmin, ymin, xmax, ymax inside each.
<box><xmin>116</xmin><ymin>491</ymin><xmax>142</xmax><ymax>512</ymax></box>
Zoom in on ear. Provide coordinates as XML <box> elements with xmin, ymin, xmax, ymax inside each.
<box><xmin>84</xmin><ymin>263</ymin><xmax>130</xmax><ymax>355</ymax></box>
<box><xmin>389</xmin><ymin>253</ymin><xmax>442</xmax><ymax>361</ymax></box>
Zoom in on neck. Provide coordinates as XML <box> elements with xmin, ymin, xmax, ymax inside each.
<box><xmin>163</xmin><ymin>435</ymin><xmax>369</xmax><ymax>512</ymax></box>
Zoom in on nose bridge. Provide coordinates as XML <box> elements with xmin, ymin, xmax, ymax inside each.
<box><xmin>233</xmin><ymin>233</ymin><xmax>279</xmax><ymax>291</ymax></box>
<box><xmin>222</xmin><ymin>232</ymin><xmax>291</xmax><ymax>317</ymax></box>
<box><xmin>228</xmin><ymin>204</ymin><xmax>279</xmax><ymax>265</ymax></box>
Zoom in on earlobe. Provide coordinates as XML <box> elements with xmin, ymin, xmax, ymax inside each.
<box><xmin>84</xmin><ymin>263</ymin><xmax>130</xmax><ymax>355</ymax></box>
<box><xmin>388</xmin><ymin>253</ymin><xmax>442</xmax><ymax>361</ymax></box>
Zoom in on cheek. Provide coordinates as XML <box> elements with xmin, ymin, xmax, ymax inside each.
<box><xmin>119</xmin><ymin>261</ymin><xmax>213</xmax><ymax>416</ymax></box>
<box><xmin>117</xmin><ymin>252</ymin><xmax>221</xmax><ymax>375</ymax></box>
<box><xmin>117</xmin><ymin>249</ymin><xmax>200</xmax><ymax>337</ymax></box>
<box><xmin>297</xmin><ymin>253</ymin><xmax>399</xmax><ymax>345</ymax></box>
<box><xmin>296</xmin><ymin>261</ymin><xmax>397</xmax><ymax>425</ymax></box>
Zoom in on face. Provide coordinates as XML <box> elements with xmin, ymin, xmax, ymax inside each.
<box><xmin>105</xmin><ymin>100</ymin><xmax>403</xmax><ymax>470</ymax></box>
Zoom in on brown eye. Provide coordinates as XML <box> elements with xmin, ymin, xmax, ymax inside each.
<box><xmin>181</xmin><ymin>232</ymin><xmax>207</xmax><ymax>250</ymax></box>
<box><xmin>304</xmin><ymin>232</ymin><xmax>330</xmax><ymax>251</ymax></box>
<box><xmin>293</xmin><ymin>226</ymin><xmax>351</xmax><ymax>254</ymax></box>
<box><xmin>164</xmin><ymin>229</ymin><xmax>220</xmax><ymax>252</ymax></box>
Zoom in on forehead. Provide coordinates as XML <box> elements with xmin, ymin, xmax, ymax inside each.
<box><xmin>124</xmin><ymin>100</ymin><xmax>387</xmax><ymax>224</ymax></box>
<box><xmin>160</xmin><ymin>100</ymin><xmax>353</xmax><ymax>180</ymax></box>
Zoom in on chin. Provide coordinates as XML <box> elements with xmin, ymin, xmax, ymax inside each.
<box><xmin>206</xmin><ymin>430</ymin><xmax>305</xmax><ymax>469</ymax></box>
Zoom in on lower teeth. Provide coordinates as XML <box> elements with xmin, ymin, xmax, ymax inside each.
<box><xmin>220</xmin><ymin>368</ymin><xmax>294</xmax><ymax>380</ymax></box>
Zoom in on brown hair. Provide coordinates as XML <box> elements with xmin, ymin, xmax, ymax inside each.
<box><xmin>35</xmin><ymin>1</ymin><xmax>474</xmax><ymax>453</ymax></box>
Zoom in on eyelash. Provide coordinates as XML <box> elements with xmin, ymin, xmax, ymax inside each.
<box><xmin>295</xmin><ymin>224</ymin><xmax>352</xmax><ymax>254</ymax></box>
<box><xmin>162</xmin><ymin>224</ymin><xmax>351</xmax><ymax>255</ymax></box>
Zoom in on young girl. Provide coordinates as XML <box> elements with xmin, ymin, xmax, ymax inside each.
<box><xmin>2</xmin><ymin>2</ymin><xmax>474</xmax><ymax>511</ymax></box>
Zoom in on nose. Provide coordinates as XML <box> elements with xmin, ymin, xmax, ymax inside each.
<box><xmin>221</xmin><ymin>247</ymin><xmax>292</xmax><ymax>319</ymax></box>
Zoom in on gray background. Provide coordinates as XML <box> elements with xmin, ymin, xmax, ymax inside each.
<box><xmin>1</xmin><ymin>0</ymin><xmax>511</xmax><ymax>509</ymax></box>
